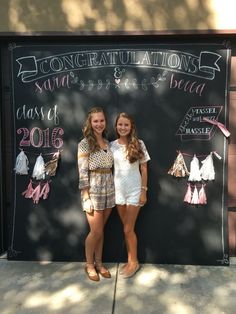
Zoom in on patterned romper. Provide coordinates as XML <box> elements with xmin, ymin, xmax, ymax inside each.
<box><xmin>78</xmin><ymin>138</ymin><xmax>115</xmax><ymax>211</ymax></box>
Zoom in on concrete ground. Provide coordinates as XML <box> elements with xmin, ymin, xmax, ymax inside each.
<box><xmin>0</xmin><ymin>258</ymin><xmax>236</xmax><ymax>314</ymax></box>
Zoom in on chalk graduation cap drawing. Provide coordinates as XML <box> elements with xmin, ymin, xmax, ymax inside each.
<box><xmin>176</xmin><ymin>106</ymin><xmax>224</xmax><ymax>141</ymax></box>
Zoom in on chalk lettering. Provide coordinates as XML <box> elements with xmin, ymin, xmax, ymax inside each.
<box><xmin>16</xmin><ymin>105</ymin><xmax>45</xmax><ymax>121</ymax></box>
<box><xmin>17</xmin><ymin>127</ymin><xmax>64</xmax><ymax>148</ymax></box>
<box><xmin>170</xmin><ymin>74</ymin><xmax>205</xmax><ymax>96</ymax></box>
<box><xmin>16</xmin><ymin>105</ymin><xmax>59</xmax><ymax>125</ymax></box>
<box><xmin>192</xmin><ymin>108</ymin><xmax>216</xmax><ymax>114</ymax></box>
<box><xmin>35</xmin><ymin>75</ymin><xmax>71</xmax><ymax>93</ymax></box>
<box><xmin>185</xmin><ymin>127</ymin><xmax>211</xmax><ymax>134</ymax></box>
<box><xmin>179</xmin><ymin>112</ymin><xmax>194</xmax><ymax>132</ymax></box>
<box><xmin>47</xmin><ymin>105</ymin><xmax>59</xmax><ymax>125</ymax></box>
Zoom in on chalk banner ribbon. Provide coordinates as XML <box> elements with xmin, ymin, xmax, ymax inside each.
<box><xmin>16</xmin><ymin>50</ymin><xmax>222</xmax><ymax>83</ymax></box>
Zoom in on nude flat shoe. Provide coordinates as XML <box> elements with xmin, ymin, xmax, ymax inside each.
<box><xmin>122</xmin><ymin>262</ymin><xmax>140</xmax><ymax>279</ymax></box>
<box><xmin>119</xmin><ymin>263</ymin><xmax>128</xmax><ymax>275</ymax></box>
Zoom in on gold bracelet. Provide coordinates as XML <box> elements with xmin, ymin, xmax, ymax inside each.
<box><xmin>141</xmin><ymin>186</ymin><xmax>148</xmax><ymax>191</ymax></box>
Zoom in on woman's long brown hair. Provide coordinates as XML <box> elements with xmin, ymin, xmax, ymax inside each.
<box><xmin>115</xmin><ymin>112</ymin><xmax>144</xmax><ymax>163</ymax></box>
<box><xmin>83</xmin><ymin>107</ymin><xmax>108</xmax><ymax>153</ymax></box>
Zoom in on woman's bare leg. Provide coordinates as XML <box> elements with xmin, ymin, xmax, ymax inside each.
<box><xmin>94</xmin><ymin>208</ymin><xmax>112</xmax><ymax>271</ymax></box>
<box><xmin>117</xmin><ymin>204</ymin><xmax>141</xmax><ymax>274</ymax></box>
<box><xmin>117</xmin><ymin>205</ymin><xmax>128</xmax><ymax>272</ymax></box>
<box><xmin>123</xmin><ymin>205</ymin><xmax>141</xmax><ymax>262</ymax></box>
<box><xmin>85</xmin><ymin>210</ymin><xmax>104</xmax><ymax>275</ymax></box>
<box><xmin>117</xmin><ymin>204</ymin><xmax>126</xmax><ymax>225</ymax></box>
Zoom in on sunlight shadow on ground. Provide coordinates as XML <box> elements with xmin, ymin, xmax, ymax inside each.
<box><xmin>1</xmin><ymin>261</ymin><xmax>117</xmax><ymax>314</ymax></box>
<box><xmin>116</xmin><ymin>264</ymin><xmax>236</xmax><ymax>314</ymax></box>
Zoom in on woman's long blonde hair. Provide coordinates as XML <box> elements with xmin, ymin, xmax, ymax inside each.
<box><xmin>115</xmin><ymin>112</ymin><xmax>144</xmax><ymax>163</ymax></box>
<box><xmin>83</xmin><ymin>107</ymin><xmax>107</xmax><ymax>153</ymax></box>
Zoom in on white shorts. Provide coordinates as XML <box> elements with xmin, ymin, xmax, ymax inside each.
<box><xmin>115</xmin><ymin>185</ymin><xmax>141</xmax><ymax>206</ymax></box>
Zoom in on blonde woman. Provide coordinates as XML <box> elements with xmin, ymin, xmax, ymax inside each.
<box><xmin>78</xmin><ymin>107</ymin><xmax>115</xmax><ymax>281</ymax></box>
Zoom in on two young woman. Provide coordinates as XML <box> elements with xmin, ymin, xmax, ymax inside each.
<box><xmin>77</xmin><ymin>108</ymin><xmax>150</xmax><ymax>281</ymax></box>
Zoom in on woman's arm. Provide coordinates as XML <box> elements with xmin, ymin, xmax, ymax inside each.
<box><xmin>139</xmin><ymin>162</ymin><xmax>148</xmax><ymax>206</ymax></box>
<box><xmin>77</xmin><ymin>140</ymin><xmax>90</xmax><ymax>190</ymax></box>
<box><xmin>78</xmin><ymin>140</ymin><xmax>93</xmax><ymax>213</ymax></box>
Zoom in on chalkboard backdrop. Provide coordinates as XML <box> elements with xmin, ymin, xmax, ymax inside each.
<box><xmin>8</xmin><ymin>41</ymin><xmax>230</xmax><ymax>265</ymax></box>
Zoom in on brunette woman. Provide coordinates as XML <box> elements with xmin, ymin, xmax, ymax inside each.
<box><xmin>110</xmin><ymin>112</ymin><xmax>150</xmax><ymax>278</ymax></box>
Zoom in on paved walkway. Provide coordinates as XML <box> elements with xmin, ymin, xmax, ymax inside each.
<box><xmin>0</xmin><ymin>259</ymin><xmax>236</xmax><ymax>314</ymax></box>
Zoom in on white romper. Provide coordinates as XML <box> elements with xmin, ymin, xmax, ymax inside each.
<box><xmin>110</xmin><ymin>139</ymin><xmax>150</xmax><ymax>206</ymax></box>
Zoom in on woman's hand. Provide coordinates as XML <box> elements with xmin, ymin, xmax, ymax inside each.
<box><xmin>81</xmin><ymin>188</ymin><xmax>93</xmax><ymax>213</ymax></box>
<box><xmin>83</xmin><ymin>198</ymin><xmax>93</xmax><ymax>213</ymax></box>
<box><xmin>139</xmin><ymin>190</ymin><xmax>147</xmax><ymax>207</ymax></box>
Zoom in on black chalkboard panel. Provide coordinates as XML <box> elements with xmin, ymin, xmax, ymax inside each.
<box><xmin>8</xmin><ymin>41</ymin><xmax>230</xmax><ymax>265</ymax></box>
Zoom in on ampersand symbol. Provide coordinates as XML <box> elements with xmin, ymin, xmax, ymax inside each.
<box><xmin>114</xmin><ymin>67</ymin><xmax>125</xmax><ymax>79</ymax></box>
